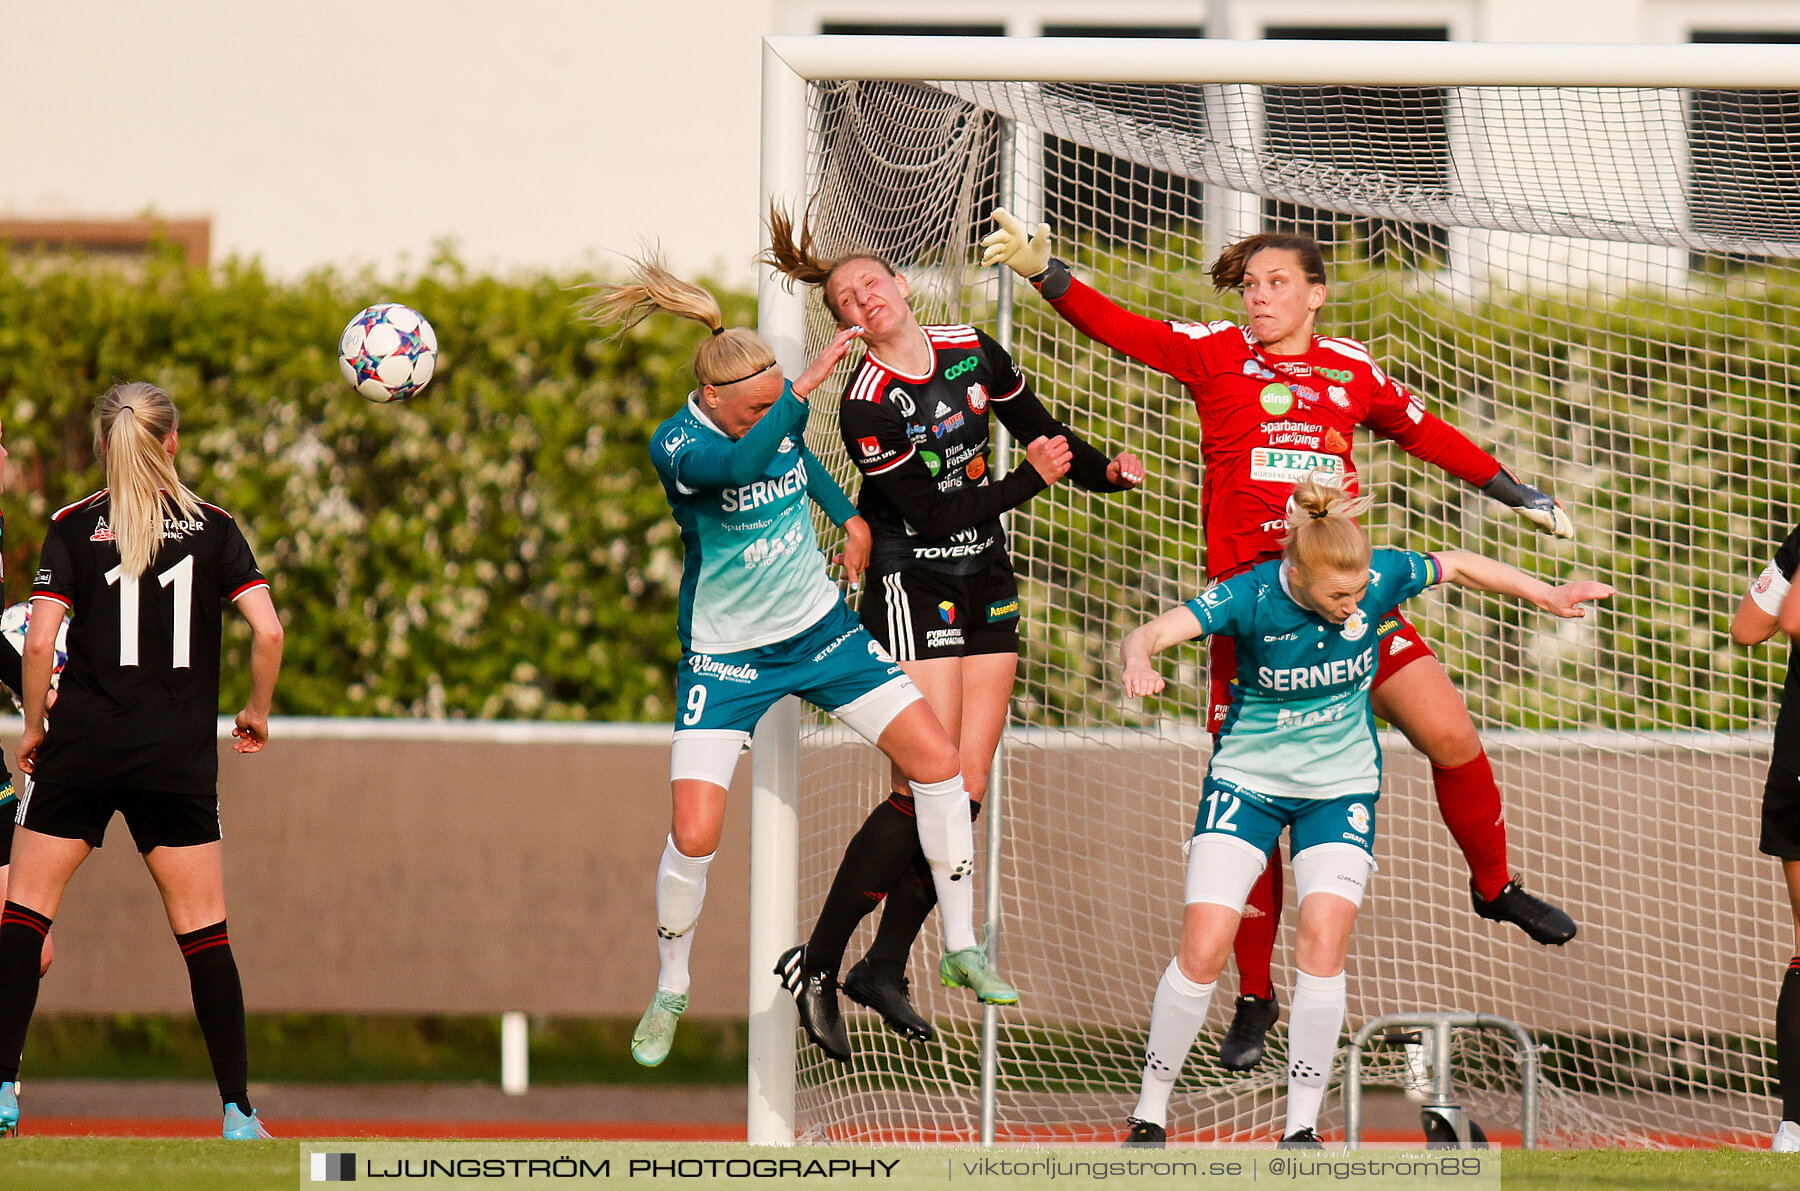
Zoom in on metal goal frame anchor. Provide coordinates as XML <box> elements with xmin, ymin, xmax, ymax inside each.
<box><xmin>1344</xmin><ymin>1012</ymin><xmax>1539</xmax><ymax>1150</ymax></box>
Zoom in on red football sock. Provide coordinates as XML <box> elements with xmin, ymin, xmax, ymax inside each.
<box><xmin>1232</xmin><ymin>842</ymin><xmax>1282</xmax><ymax>1001</ymax></box>
<box><xmin>1431</xmin><ymin>749</ymin><xmax>1512</xmax><ymax>901</ymax></box>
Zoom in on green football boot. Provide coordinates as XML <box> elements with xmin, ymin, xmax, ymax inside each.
<box><xmin>631</xmin><ymin>989</ymin><xmax>689</xmax><ymax>1067</ymax></box>
<box><xmin>939</xmin><ymin>946</ymin><xmax>1020</xmax><ymax>1005</ymax></box>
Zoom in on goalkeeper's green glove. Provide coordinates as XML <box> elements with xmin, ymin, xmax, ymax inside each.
<box><xmin>1481</xmin><ymin>467</ymin><xmax>1575</xmax><ymax>540</ymax></box>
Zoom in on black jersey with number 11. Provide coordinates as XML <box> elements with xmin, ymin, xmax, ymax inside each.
<box><xmin>30</xmin><ymin>492</ymin><xmax>268</xmax><ymax>794</ymax></box>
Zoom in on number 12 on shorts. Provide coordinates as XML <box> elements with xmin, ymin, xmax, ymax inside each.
<box><xmin>105</xmin><ymin>556</ymin><xmax>194</xmax><ymax>668</ymax></box>
<box><xmin>1203</xmin><ymin>786</ymin><xmax>1241</xmax><ymax>833</ymax></box>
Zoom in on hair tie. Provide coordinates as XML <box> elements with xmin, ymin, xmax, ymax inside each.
<box><xmin>711</xmin><ymin>326</ymin><xmax>726</xmax><ymax>336</ymax></box>
<box><xmin>1310</xmin><ymin>508</ymin><xmax>1329</xmax><ymax>519</ymax></box>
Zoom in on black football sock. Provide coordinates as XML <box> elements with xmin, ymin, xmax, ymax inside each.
<box><xmin>865</xmin><ymin>800</ymin><xmax>982</xmax><ymax>968</ymax></box>
<box><xmin>177</xmin><ymin>921</ymin><xmax>251</xmax><ymax>1113</ymax></box>
<box><xmin>0</xmin><ymin>903</ymin><xmax>52</xmax><ymax>1083</ymax></box>
<box><xmin>1780</xmin><ymin>956</ymin><xmax>1800</xmax><ymax>1122</ymax></box>
<box><xmin>805</xmin><ymin>794</ymin><xmax>926</xmax><ymax>976</ymax></box>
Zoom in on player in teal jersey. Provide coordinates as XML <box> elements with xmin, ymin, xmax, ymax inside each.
<box><xmin>584</xmin><ymin>254</ymin><xmax>999</xmax><ymax>1068</ymax></box>
<box><xmin>1114</xmin><ymin>477</ymin><xmax>1612</xmax><ymax>1148</ymax></box>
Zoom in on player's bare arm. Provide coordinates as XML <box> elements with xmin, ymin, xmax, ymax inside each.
<box><xmin>1119</xmin><ymin>606</ymin><xmax>1205</xmax><ymax>698</ymax></box>
<box><xmin>1434</xmin><ymin>550</ymin><xmax>1614</xmax><ymax>618</ymax></box>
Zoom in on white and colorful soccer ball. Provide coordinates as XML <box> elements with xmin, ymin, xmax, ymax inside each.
<box><xmin>0</xmin><ymin>601</ymin><xmax>69</xmax><ymax>689</ymax></box>
<box><xmin>338</xmin><ymin>302</ymin><xmax>438</xmax><ymax>403</ymax></box>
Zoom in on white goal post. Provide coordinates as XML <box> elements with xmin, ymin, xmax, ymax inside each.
<box><xmin>754</xmin><ymin>34</ymin><xmax>1800</xmax><ymax>1148</ymax></box>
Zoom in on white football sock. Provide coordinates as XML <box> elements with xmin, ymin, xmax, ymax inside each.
<box><xmin>911</xmin><ymin>774</ymin><xmax>978</xmax><ymax>952</ymax></box>
<box><xmin>1130</xmin><ymin>959</ymin><xmax>1216</xmax><ymax>1127</ymax></box>
<box><xmin>654</xmin><ymin>835</ymin><xmax>713</xmax><ymax>995</ymax></box>
<box><xmin>1285</xmin><ymin>969</ymin><xmax>1348</xmax><ymax>1136</ymax></box>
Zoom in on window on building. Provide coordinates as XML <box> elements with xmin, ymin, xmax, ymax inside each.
<box><xmin>1261</xmin><ymin>26</ymin><xmax>1450</xmax><ymax>268</ymax></box>
<box><xmin>1688</xmin><ymin>30</ymin><xmax>1800</xmax><ymax>269</ymax></box>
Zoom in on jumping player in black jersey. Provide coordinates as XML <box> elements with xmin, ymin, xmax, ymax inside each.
<box><xmin>1732</xmin><ymin>526</ymin><xmax>1800</xmax><ymax>1152</ymax></box>
<box><xmin>763</xmin><ymin>205</ymin><xmax>1144</xmax><ymax>1060</ymax></box>
<box><xmin>0</xmin><ymin>383</ymin><xmax>284</xmax><ymax>1140</ymax></box>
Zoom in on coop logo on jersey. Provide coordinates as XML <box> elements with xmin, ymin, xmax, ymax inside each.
<box><xmin>89</xmin><ymin>516</ymin><xmax>116</xmax><ymax>543</ymax></box>
<box><xmin>966</xmin><ymin>383</ymin><xmax>990</xmax><ymax>413</ymax></box>
<box><xmin>1340</xmin><ymin>609</ymin><xmax>1369</xmax><ymax>641</ymax></box>
<box><xmin>944</xmin><ymin>355</ymin><xmax>980</xmax><ymax>380</ymax></box>
<box><xmin>1258</xmin><ymin>383</ymin><xmax>1295</xmax><ymax>416</ymax></box>
<box><xmin>1327</xmin><ymin>384</ymin><xmax>1350</xmax><ymax>409</ymax></box>
<box><xmin>1347</xmin><ymin>802</ymin><xmax>1371</xmax><ymax>834</ymax></box>
<box><xmin>937</xmin><ymin>601</ymin><xmax>957</xmax><ymax>625</ymax></box>
<box><xmin>1318</xmin><ymin>367</ymin><xmax>1353</xmax><ymax>383</ymax></box>
<box><xmin>858</xmin><ymin>436</ymin><xmax>882</xmax><ymax>458</ymax></box>
<box><xmin>1250</xmin><ymin>449</ymin><xmax>1345</xmax><ymax>484</ymax></box>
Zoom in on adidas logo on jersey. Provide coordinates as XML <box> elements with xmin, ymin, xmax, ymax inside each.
<box><xmin>89</xmin><ymin>516</ymin><xmax>115</xmax><ymax>543</ymax></box>
<box><xmin>933</xmin><ymin>401</ymin><xmax>953</xmax><ymax>418</ymax></box>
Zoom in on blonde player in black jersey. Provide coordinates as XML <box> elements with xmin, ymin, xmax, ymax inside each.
<box><xmin>763</xmin><ymin>205</ymin><xmax>1145</xmax><ymax>1061</ymax></box>
<box><xmin>0</xmin><ymin>383</ymin><xmax>283</xmax><ymax>1141</ymax></box>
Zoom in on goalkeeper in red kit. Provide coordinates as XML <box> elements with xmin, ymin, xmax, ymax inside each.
<box><xmin>985</xmin><ymin>214</ymin><xmax>1578</xmax><ymax>1071</ymax></box>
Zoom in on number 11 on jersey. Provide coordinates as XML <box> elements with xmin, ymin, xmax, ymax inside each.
<box><xmin>105</xmin><ymin>555</ymin><xmax>194</xmax><ymax>668</ymax></box>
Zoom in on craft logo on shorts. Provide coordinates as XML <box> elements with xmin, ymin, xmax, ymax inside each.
<box><xmin>943</xmin><ymin>354</ymin><xmax>980</xmax><ymax>380</ymax></box>
<box><xmin>1340</xmin><ymin>609</ymin><xmax>1369</xmax><ymax>641</ymax></box>
<box><xmin>966</xmin><ymin>382</ymin><xmax>990</xmax><ymax>413</ymax></box>
<box><xmin>966</xmin><ymin>453</ymin><xmax>987</xmax><ymax>480</ymax></box>
<box><xmin>937</xmin><ymin>601</ymin><xmax>957</xmax><ymax>625</ymax></box>
<box><xmin>987</xmin><ymin>598</ymin><xmax>1019</xmax><ymax>622</ymax></box>
<box><xmin>1258</xmin><ymin>383</ymin><xmax>1294</xmax><ymax>416</ymax></box>
<box><xmin>89</xmin><ymin>516</ymin><xmax>116</xmax><ymax>543</ymax></box>
<box><xmin>310</xmin><ymin>1152</ymin><xmax>356</xmax><ymax>1182</ymax></box>
<box><xmin>858</xmin><ymin>436</ymin><xmax>882</xmax><ymax>458</ymax></box>
<box><xmin>1347</xmin><ymin>802</ymin><xmax>1371</xmax><ymax>835</ymax></box>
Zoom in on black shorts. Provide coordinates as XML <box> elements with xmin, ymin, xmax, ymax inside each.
<box><xmin>18</xmin><ymin>780</ymin><xmax>221</xmax><ymax>853</ymax></box>
<box><xmin>1761</xmin><ymin>761</ymin><xmax>1800</xmax><ymax>860</ymax></box>
<box><xmin>862</xmin><ymin>564</ymin><xmax>1021</xmax><ymax>662</ymax></box>
<box><xmin>0</xmin><ymin>782</ymin><xmax>16</xmax><ymax>866</ymax></box>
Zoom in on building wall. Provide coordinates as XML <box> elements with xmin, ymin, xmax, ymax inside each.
<box><xmin>4</xmin><ymin>2</ymin><xmax>1793</xmax><ymax>285</ymax></box>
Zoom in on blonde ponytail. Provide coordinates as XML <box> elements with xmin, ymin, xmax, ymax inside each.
<box><xmin>95</xmin><ymin>382</ymin><xmax>205</xmax><ymax>578</ymax></box>
<box><xmin>1283</xmin><ymin>474</ymin><xmax>1374</xmax><ymax>580</ymax></box>
<box><xmin>579</xmin><ymin>249</ymin><xmax>776</xmax><ymax>387</ymax></box>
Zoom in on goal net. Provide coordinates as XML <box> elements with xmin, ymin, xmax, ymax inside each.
<box><xmin>764</xmin><ymin>38</ymin><xmax>1799</xmax><ymax>1148</ymax></box>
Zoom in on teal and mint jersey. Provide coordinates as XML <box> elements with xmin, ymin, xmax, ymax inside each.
<box><xmin>1186</xmin><ymin>548</ymin><xmax>1444</xmax><ymax>800</ymax></box>
<box><xmin>651</xmin><ymin>384</ymin><xmax>859</xmax><ymax>654</ymax></box>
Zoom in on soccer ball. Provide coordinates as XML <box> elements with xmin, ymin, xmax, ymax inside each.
<box><xmin>338</xmin><ymin>302</ymin><xmax>438</xmax><ymax>403</ymax></box>
<box><xmin>0</xmin><ymin>601</ymin><xmax>69</xmax><ymax>691</ymax></box>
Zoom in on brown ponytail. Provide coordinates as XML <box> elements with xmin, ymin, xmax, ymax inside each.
<box><xmin>759</xmin><ymin>200</ymin><xmax>902</xmax><ymax>325</ymax></box>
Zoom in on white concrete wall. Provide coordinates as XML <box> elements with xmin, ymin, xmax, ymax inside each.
<box><xmin>1</xmin><ymin>0</ymin><xmax>1794</xmax><ymax>285</ymax></box>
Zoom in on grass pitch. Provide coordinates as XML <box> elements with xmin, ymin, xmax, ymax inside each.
<box><xmin>1</xmin><ymin>1140</ymin><xmax>1798</xmax><ymax>1191</ymax></box>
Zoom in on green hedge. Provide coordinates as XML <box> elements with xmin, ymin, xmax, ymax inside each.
<box><xmin>0</xmin><ymin>247</ymin><xmax>757</xmax><ymax>720</ymax></box>
<box><xmin>2</xmin><ymin>244</ymin><xmax>1793</xmax><ymax>730</ymax></box>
